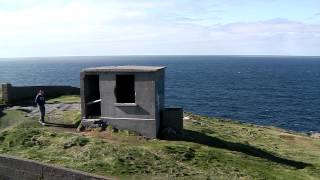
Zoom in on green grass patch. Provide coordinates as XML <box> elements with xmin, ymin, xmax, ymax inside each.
<box><xmin>47</xmin><ymin>110</ymin><xmax>81</xmax><ymax>125</ymax></box>
<box><xmin>0</xmin><ymin>110</ymin><xmax>28</xmax><ymax>130</ymax></box>
<box><xmin>0</xmin><ymin>107</ymin><xmax>319</xmax><ymax>179</ymax></box>
<box><xmin>46</xmin><ymin>95</ymin><xmax>80</xmax><ymax>104</ymax></box>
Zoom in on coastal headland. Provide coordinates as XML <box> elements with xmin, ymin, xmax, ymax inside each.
<box><xmin>0</xmin><ymin>94</ymin><xmax>319</xmax><ymax>179</ymax></box>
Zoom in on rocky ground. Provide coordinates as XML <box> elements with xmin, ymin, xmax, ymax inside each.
<box><xmin>8</xmin><ymin>103</ymin><xmax>80</xmax><ymax>118</ymax></box>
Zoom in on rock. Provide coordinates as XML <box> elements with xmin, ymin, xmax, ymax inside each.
<box><xmin>112</xmin><ymin>127</ymin><xmax>119</xmax><ymax>133</ymax></box>
<box><xmin>183</xmin><ymin>116</ymin><xmax>190</xmax><ymax>120</ymax></box>
<box><xmin>7</xmin><ymin>103</ymin><xmax>81</xmax><ymax>117</ymax></box>
<box><xmin>310</xmin><ymin>133</ymin><xmax>320</xmax><ymax>139</ymax></box>
<box><xmin>160</xmin><ymin>127</ymin><xmax>177</xmax><ymax>139</ymax></box>
<box><xmin>77</xmin><ymin>123</ymin><xmax>86</xmax><ymax>132</ymax></box>
<box><xmin>191</xmin><ymin>120</ymin><xmax>202</xmax><ymax>125</ymax></box>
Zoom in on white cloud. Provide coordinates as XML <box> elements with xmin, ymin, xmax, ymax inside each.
<box><xmin>0</xmin><ymin>1</ymin><xmax>320</xmax><ymax>57</ymax></box>
<box><xmin>204</xmin><ymin>19</ymin><xmax>320</xmax><ymax>55</ymax></box>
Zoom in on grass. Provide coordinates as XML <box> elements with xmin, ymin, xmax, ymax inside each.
<box><xmin>0</xmin><ymin>110</ymin><xmax>27</xmax><ymax>130</ymax></box>
<box><xmin>0</xmin><ymin>96</ymin><xmax>319</xmax><ymax>179</ymax></box>
<box><xmin>46</xmin><ymin>95</ymin><xmax>80</xmax><ymax>104</ymax></box>
<box><xmin>47</xmin><ymin>110</ymin><xmax>81</xmax><ymax>125</ymax></box>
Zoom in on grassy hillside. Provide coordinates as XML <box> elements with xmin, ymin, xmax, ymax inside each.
<box><xmin>0</xmin><ymin>96</ymin><xmax>319</xmax><ymax>179</ymax></box>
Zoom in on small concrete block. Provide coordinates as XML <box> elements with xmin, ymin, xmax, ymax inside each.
<box><xmin>161</xmin><ymin>108</ymin><xmax>183</xmax><ymax>132</ymax></box>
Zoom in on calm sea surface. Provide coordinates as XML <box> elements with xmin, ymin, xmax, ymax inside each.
<box><xmin>0</xmin><ymin>56</ymin><xmax>319</xmax><ymax>132</ymax></box>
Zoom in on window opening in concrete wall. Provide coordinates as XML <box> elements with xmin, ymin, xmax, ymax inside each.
<box><xmin>84</xmin><ymin>75</ymin><xmax>101</xmax><ymax>118</ymax></box>
<box><xmin>115</xmin><ymin>75</ymin><xmax>135</xmax><ymax>103</ymax></box>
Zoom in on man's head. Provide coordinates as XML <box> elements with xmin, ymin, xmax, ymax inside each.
<box><xmin>39</xmin><ymin>89</ymin><xmax>44</xmax><ymax>95</ymax></box>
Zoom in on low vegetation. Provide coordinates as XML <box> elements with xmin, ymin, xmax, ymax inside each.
<box><xmin>46</xmin><ymin>95</ymin><xmax>80</xmax><ymax>104</ymax></box>
<box><xmin>0</xmin><ymin>96</ymin><xmax>319</xmax><ymax>179</ymax></box>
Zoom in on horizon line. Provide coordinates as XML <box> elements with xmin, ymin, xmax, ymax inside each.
<box><xmin>1</xmin><ymin>54</ymin><xmax>320</xmax><ymax>60</ymax></box>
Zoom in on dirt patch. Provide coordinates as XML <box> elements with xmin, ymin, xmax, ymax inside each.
<box><xmin>279</xmin><ymin>132</ymin><xmax>314</xmax><ymax>148</ymax></box>
<box><xmin>279</xmin><ymin>133</ymin><xmax>295</xmax><ymax>141</ymax></box>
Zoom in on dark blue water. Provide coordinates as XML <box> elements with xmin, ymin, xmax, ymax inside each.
<box><xmin>1</xmin><ymin>56</ymin><xmax>320</xmax><ymax>132</ymax></box>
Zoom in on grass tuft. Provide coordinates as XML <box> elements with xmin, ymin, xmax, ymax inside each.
<box><xmin>63</xmin><ymin>136</ymin><xmax>89</xmax><ymax>149</ymax></box>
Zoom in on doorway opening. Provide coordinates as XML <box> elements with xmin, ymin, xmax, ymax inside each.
<box><xmin>84</xmin><ymin>75</ymin><xmax>101</xmax><ymax>118</ymax></box>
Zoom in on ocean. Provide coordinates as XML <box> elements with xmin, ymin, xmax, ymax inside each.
<box><xmin>0</xmin><ymin>56</ymin><xmax>319</xmax><ymax>133</ymax></box>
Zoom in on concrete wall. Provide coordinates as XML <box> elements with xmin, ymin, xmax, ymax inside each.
<box><xmin>0</xmin><ymin>154</ymin><xmax>110</xmax><ymax>180</ymax></box>
<box><xmin>99</xmin><ymin>72</ymin><xmax>156</xmax><ymax>120</ymax></box>
<box><xmin>1</xmin><ymin>83</ymin><xmax>79</xmax><ymax>104</ymax></box>
<box><xmin>99</xmin><ymin>72</ymin><xmax>159</xmax><ymax>138</ymax></box>
<box><xmin>1</xmin><ymin>84</ymin><xmax>9</xmax><ymax>104</ymax></box>
<box><xmin>155</xmin><ymin>69</ymin><xmax>165</xmax><ymax>135</ymax></box>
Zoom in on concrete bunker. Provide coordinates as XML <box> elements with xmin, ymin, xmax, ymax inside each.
<box><xmin>80</xmin><ymin>66</ymin><xmax>182</xmax><ymax>138</ymax></box>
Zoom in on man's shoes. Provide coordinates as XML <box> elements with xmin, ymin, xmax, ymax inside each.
<box><xmin>39</xmin><ymin>121</ymin><xmax>46</xmax><ymax>126</ymax></box>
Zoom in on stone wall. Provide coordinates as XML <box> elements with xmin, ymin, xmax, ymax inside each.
<box><xmin>0</xmin><ymin>154</ymin><xmax>110</xmax><ymax>180</ymax></box>
<box><xmin>0</xmin><ymin>85</ymin><xmax>5</xmax><ymax>104</ymax></box>
<box><xmin>1</xmin><ymin>83</ymin><xmax>79</xmax><ymax>104</ymax></box>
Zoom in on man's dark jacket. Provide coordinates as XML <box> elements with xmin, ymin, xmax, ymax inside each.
<box><xmin>35</xmin><ymin>94</ymin><xmax>45</xmax><ymax>106</ymax></box>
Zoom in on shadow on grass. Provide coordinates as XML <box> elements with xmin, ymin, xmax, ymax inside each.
<box><xmin>164</xmin><ymin>129</ymin><xmax>312</xmax><ymax>169</ymax></box>
<box><xmin>44</xmin><ymin>122</ymin><xmax>76</xmax><ymax>128</ymax></box>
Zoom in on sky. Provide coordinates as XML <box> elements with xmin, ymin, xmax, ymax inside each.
<box><xmin>0</xmin><ymin>0</ymin><xmax>320</xmax><ymax>57</ymax></box>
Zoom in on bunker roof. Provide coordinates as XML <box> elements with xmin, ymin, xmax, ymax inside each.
<box><xmin>82</xmin><ymin>66</ymin><xmax>166</xmax><ymax>73</ymax></box>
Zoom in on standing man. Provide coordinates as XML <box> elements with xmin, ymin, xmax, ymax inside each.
<box><xmin>35</xmin><ymin>89</ymin><xmax>46</xmax><ymax>125</ymax></box>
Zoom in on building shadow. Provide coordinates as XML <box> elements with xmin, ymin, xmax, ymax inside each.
<box><xmin>44</xmin><ymin>122</ymin><xmax>76</xmax><ymax>128</ymax></box>
<box><xmin>163</xmin><ymin>129</ymin><xmax>312</xmax><ymax>169</ymax></box>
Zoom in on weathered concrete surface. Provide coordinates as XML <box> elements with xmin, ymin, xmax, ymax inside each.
<box><xmin>0</xmin><ymin>154</ymin><xmax>111</xmax><ymax>180</ymax></box>
<box><xmin>1</xmin><ymin>83</ymin><xmax>9</xmax><ymax>104</ymax></box>
<box><xmin>99</xmin><ymin>72</ymin><xmax>156</xmax><ymax>119</ymax></box>
<box><xmin>82</xmin><ymin>65</ymin><xmax>165</xmax><ymax>73</ymax></box>
<box><xmin>102</xmin><ymin>118</ymin><xmax>157</xmax><ymax>138</ymax></box>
